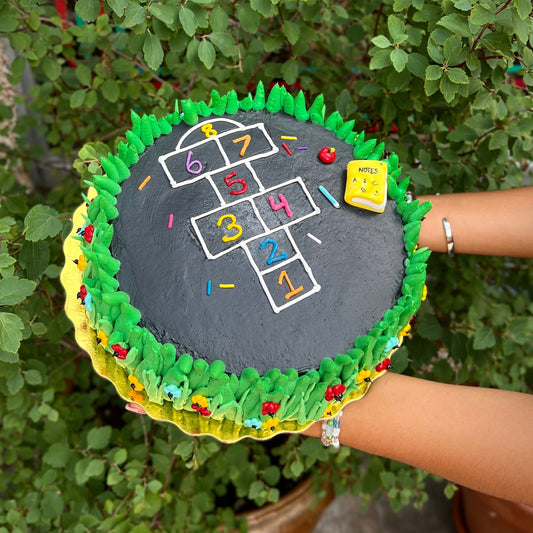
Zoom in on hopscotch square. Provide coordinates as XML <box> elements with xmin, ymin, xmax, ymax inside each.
<box><xmin>261</xmin><ymin>259</ymin><xmax>319</xmax><ymax>311</ymax></box>
<box><xmin>217</xmin><ymin>125</ymin><xmax>275</xmax><ymax>165</ymax></box>
<box><xmin>253</xmin><ymin>178</ymin><xmax>320</xmax><ymax>231</ymax></box>
<box><xmin>246</xmin><ymin>229</ymin><xmax>296</xmax><ymax>271</ymax></box>
<box><xmin>210</xmin><ymin>163</ymin><xmax>261</xmax><ymax>203</ymax></box>
<box><xmin>191</xmin><ymin>200</ymin><xmax>265</xmax><ymax>259</ymax></box>
<box><xmin>159</xmin><ymin>139</ymin><xmax>227</xmax><ymax>188</ymax></box>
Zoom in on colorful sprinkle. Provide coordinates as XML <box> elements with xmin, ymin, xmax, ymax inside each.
<box><xmin>167</xmin><ymin>214</ymin><xmax>174</xmax><ymax>229</ymax></box>
<box><xmin>281</xmin><ymin>135</ymin><xmax>297</xmax><ymax>140</ymax></box>
<box><xmin>206</xmin><ymin>280</ymin><xmax>212</xmax><ymax>295</ymax></box>
<box><xmin>282</xmin><ymin>143</ymin><xmax>293</xmax><ymax>155</ymax></box>
<box><xmin>138</xmin><ymin>175</ymin><xmax>151</xmax><ymax>191</ymax></box>
<box><xmin>318</xmin><ymin>185</ymin><xmax>340</xmax><ymax>209</ymax></box>
<box><xmin>297</xmin><ymin>146</ymin><xmax>309</xmax><ymax>150</ymax></box>
<box><xmin>219</xmin><ymin>284</ymin><xmax>235</xmax><ymax>289</ymax></box>
<box><xmin>307</xmin><ymin>233</ymin><xmax>322</xmax><ymax>245</ymax></box>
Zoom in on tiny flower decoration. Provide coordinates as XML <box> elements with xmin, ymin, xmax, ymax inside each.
<box><xmin>191</xmin><ymin>395</ymin><xmax>211</xmax><ymax>417</ymax></box>
<box><xmin>111</xmin><ymin>344</ymin><xmax>129</xmax><ymax>360</ymax></box>
<box><xmin>262</xmin><ymin>401</ymin><xmax>280</xmax><ymax>417</ymax></box>
<box><xmin>164</xmin><ymin>384</ymin><xmax>182</xmax><ymax>400</ymax></box>
<box><xmin>398</xmin><ymin>323</ymin><xmax>411</xmax><ymax>339</ymax></box>
<box><xmin>325</xmin><ymin>384</ymin><xmax>346</xmax><ymax>402</ymax></box>
<box><xmin>96</xmin><ymin>330</ymin><xmax>109</xmax><ymax>347</ymax></box>
<box><xmin>262</xmin><ymin>417</ymin><xmax>279</xmax><ymax>432</ymax></box>
<box><xmin>77</xmin><ymin>223</ymin><xmax>94</xmax><ymax>243</ymax></box>
<box><xmin>323</xmin><ymin>406</ymin><xmax>333</xmax><ymax>418</ymax></box>
<box><xmin>128</xmin><ymin>374</ymin><xmax>144</xmax><ymax>391</ymax></box>
<box><xmin>375</xmin><ymin>358</ymin><xmax>392</xmax><ymax>373</ymax></box>
<box><xmin>384</xmin><ymin>337</ymin><xmax>399</xmax><ymax>353</ymax></box>
<box><xmin>77</xmin><ymin>284</ymin><xmax>88</xmax><ymax>303</ymax></box>
<box><xmin>421</xmin><ymin>285</ymin><xmax>428</xmax><ymax>302</ymax></box>
<box><xmin>73</xmin><ymin>254</ymin><xmax>88</xmax><ymax>271</ymax></box>
<box><xmin>356</xmin><ymin>369</ymin><xmax>372</xmax><ymax>383</ymax></box>
<box><xmin>244</xmin><ymin>418</ymin><xmax>262</xmax><ymax>430</ymax></box>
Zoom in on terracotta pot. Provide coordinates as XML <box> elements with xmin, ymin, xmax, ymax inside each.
<box><xmin>238</xmin><ymin>478</ymin><xmax>334</xmax><ymax>533</ymax></box>
<box><xmin>453</xmin><ymin>487</ymin><xmax>533</xmax><ymax>533</ymax></box>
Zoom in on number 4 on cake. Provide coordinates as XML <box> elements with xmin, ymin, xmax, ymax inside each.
<box><xmin>345</xmin><ymin>160</ymin><xmax>388</xmax><ymax>213</ymax></box>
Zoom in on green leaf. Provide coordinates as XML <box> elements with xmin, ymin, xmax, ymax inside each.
<box><xmin>123</xmin><ymin>3</ymin><xmax>146</xmax><ymax>27</ymax></box>
<box><xmin>250</xmin><ymin>0</ymin><xmax>277</xmax><ymax>17</ymax></box>
<box><xmin>406</xmin><ymin>53</ymin><xmax>427</xmax><ymax>78</ymax></box>
<box><xmin>85</xmin><ymin>458</ymin><xmax>105</xmax><ymax>478</ymax></box>
<box><xmin>24</xmin><ymin>369</ymin><xmax>42</xmax><ymax>385</ymax></box>
<box><xmin>179</xmin><ymin>7</ymin><xmax>197</xmax><ymax>36</ymax></box>
<box><xmin>198</xmin><ymin>40</ymin><xmax>216</xmax><ymax>69</ymax></box>
<box><xmin>371</xmin><ymin>35</ymin><xmax>392</xmax><ymax>48</ymax></box>
<box><xmin>370</xmin><ymin>49</ymin><xmax>392</xmax><ymax>70</ymax></box>
<box><xmin>0</xmin><ymin>277</ymin><xmax>36</xmax><ymax>306</ymax></box>
<box><xmin>440</xmin><ymin>74</ymin><xmax>458</xmax><ymax>103</ymax></box>
<box><xmin>388</xmin><ymin>15</ymin><xmax>405</xmax><ymax>43</ymax></box>
<box><xmin>87</xmin><ymin>426</ymin><xmax>112</xmax><ymax>450</ymax></box>
<box><xmin>148</xmin><ymin>4</ymin><xmax>177</xmax><ymax>27</ymax></box>
<box><xmin>75</xmin><ymin>0</ymin><xmax>101</xmax><ymax>22</ymax></box>
<box><xmin>0</xmin><ymin>254</ymin><xmax>15</xmax><ymax>268</ymax></box>
<box><xmin>390</xmin><ymin>48</ymin><xmax>408</xmax><ymax>72</ymax></box>
<box><xmin>514</xmin><ymin>0</ymin><xmax>531</xmax><ymax>19</ymax></box>
<box><xmin>24</xmin><ymin>205</ymin><xmax>62</xmax><ymax>241</ymax></box>
<box><xmin>43</xmin><ymin>443</ymin><xmax>71</xmax><ymax>468</ymax></box>
<box><xmin>107</xmin><ymin>0</ymin><xmax>128</xmax><ymax>17</ymax></box>
<box><xmin>0</xmin><ymin>312</ymin><xmax>24</xmax><ymax>353</ymax></box>
<box><xmin>237</xmin><ymin>4</ymin><xmax>260</xmax><ymax>34</ymax></box>
<box><xmin>447</xmin><ymin>67</ymin><xmax>469</xmax><ymax>84</ymax></box>
<box><xmin>42</xmin><ymin>57</ymin><xmax>62</xmax><ymax>81</ymax></box>
<box><xmin>283</xmin><ymin>21</ymin><xmax>300</xmax><ymax>45</ymax></box>
<box><xmin>426</xmin><ymin>64</ymin><xmax>443</xmax><ymax>80</ymax></box>
<box><xmin>0</xmin><ymin>216</ymin><xmax>15</xmax><ymax>234</ymax></box>
<box><xmin>489</xmin><ymin>129</ymin><xmax>508</xmax><ymax>150</ymax></box>
<box><xmin>143</xmin><ymin>33</ymin><xmax>164</xmax><ymax>71</ymax></box>
<box><xmin>101</xmin><ymin>79</ymin><xmax>120</xmax><ymax>103</ymax></box>
<box><xmin>262</xmin><ymin>465</ymin><xmax>281</xmax><ymax>486</ymax></box>
<box><xmin>380</xmin><ymin>471</ymin><xmax>396</xmax><ymax>489</ymax></box>
<box><xmin>70</xmin><ymin>89</ymin><xmax>86</xmax><ymax>109</ymax></box>
<box><xmin>210</xmin><ymin>7</ymin><xmax>228</xmax><ymax>32</ymax></box>
<box><xmin>473</xmin><ymin>326</ymin><xmax>496</xmax><ymax>350</ymax></box>
<box><xmin>438</xmin><ymin>14</ymin><xmax>472</xmax><ymax>38</ymax></box>
<box><xmin>207</xmin><ymin>33</ymin><xmax>236</xmax><ymax>57</ymax></box>
<box><xmin>281</xmin><ymin>58</ymin><xmax>298</xmax><ymax>84</ymax></box>
<box><xmin>75</xmin><ymin>64</ymin><xmax>92</xmax><ymax>87</ymax></box>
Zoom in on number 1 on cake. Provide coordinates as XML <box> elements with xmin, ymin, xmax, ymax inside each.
<box><xmin>278</xmin><ymin>270</ymin><xmax>303</xmax><ymax>300</ymax></box>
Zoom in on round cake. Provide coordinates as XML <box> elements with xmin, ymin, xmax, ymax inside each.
<box><xmin>62</xmin><ymin>82</ymin><xmax>431</xmax><ymax>441</ymax></box>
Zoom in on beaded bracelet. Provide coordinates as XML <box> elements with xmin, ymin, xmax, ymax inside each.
<box><xmin>321</xmin><ymin>410</ymin><xmax>343</xmax><ymax>448</ymax></box>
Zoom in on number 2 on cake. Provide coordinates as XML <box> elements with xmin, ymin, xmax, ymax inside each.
<box><xmin>278</xmin><ymin>270</ymin><xmax>303</xmax><ymax>300</ymax></box>
<box><xmin>259</xmin><ymin>238</ymin><xmax>288</xmax><ymax>265</ymax></box>
<box><xmin>217</xmin><ymin>213</ymin><xmax>242</xmax><ymax>242</ymax></box>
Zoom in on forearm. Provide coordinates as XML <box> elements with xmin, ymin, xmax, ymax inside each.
<box><xmin>304</xmin><ymin>373</ymin><xmax>533</xmax><ymax>505</ymax></box>
<box><xmin>418</xmin><ymin>188</ymin><xmax>533</xmax><ymax>258</ymax></box>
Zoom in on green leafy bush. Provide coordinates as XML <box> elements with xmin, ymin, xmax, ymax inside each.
<box><xmin>1</xmin><ymin>0</ymin><xmax>532</xmax><ymax>531</ymax></box>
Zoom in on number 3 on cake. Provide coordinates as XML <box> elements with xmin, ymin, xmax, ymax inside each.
<box><xmin>217</xmin><ymin>213</ymin><xmax>242</xmax><ymax>242</ymax></box>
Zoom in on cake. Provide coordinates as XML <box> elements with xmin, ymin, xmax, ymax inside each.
<box><xmin>62</xmin><ymin>82</ymin><xmax>431</xmax><ymax>441</ymax></box>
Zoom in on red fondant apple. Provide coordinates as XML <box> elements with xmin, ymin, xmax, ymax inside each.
<box><xmin>318</xmin><ymin>146</ymin><xmax>336</xmax><ymax>164</ymax></box>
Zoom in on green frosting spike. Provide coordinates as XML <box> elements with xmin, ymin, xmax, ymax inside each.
<box><xmin>166</xmin><ymin>111</ymin><xmax>181</xmax><ymax>126</ymax></box>
<box><xmin>131</xmin><ymin>110</ymin><xmax>141</xmax><ymax>137</ymax></box>
<box><xmin>94</xmin><ymin>174</ymin><xmax>121</xmax><ymax>196</ymax></box>
<box><xmin>181</xmin><ymin>99</ymin><xmax>198</xmax><ymax>125</ymax></box>
<box><xmin>325</xmin><ymin>111</ymin><xmax>342</xmax><ymax>132</ymax></box>
<box><xmin>102</xmin><ymin>290</ymin><xmax>129</xmax><ymax>306</ymax></box>
<box><xmin>408</xmin><ymin>201</ymin><xmax>432</xmax><ymax>223</ymax></box>
<box><xmin>210</xmin><ymin>90</ymin><xmax>227</xmax><ymax>115</ymax></box>
<box><xmin>353</xmin><ymin>130</ymin><xmax>365</xmax><ymax>146</ymax></box>
<box><xmin>196</xmin><ymin>100</ymin><xmax>212</xmax><ymax>117</ymax></box>
<box><xmin>353</xmin><ymin>138</ymin><xmax>377</xmax><ymax>159</ymax></box>
<box><xmin>336</xmin><ymin>119</ymin><xmax>355</xmax><ymax>140</ymax></box>
<box><xmin>294</xmin><ymin>91</ymin><xmax>309</xmax><ymax>121</ymax></box>
<box><xmin>160</xmin><ymin>344</ymin><xmax>176</xmax><ymax>375</ymax></box>
<box><xmin>309</xmin><ymin>112</ymin><xmax>323</xmax><ymax>125</ymax></box>
<box><xmin>100</xmin><ymin>157</ymin><xmax>120</xmax><ymax>182</ymax></box>
<box><xmin>282</xmin><ymin>91</ymin><xmax>295</xmax><ymax>115</ymax></box>
<box><xmin>149</xmin><ymin>115</ymin><xmax>162</xmax><ymax>138</ymax></box>
<box><xmin>98</xmin><ymin>223</ymin><xmax>114</xmax><ymax>247</ymax></box>
<box><xmin>98</xmin><ymin>270</ymin><xmax>119</xmax><ymax>290</ymax></box>
<box><xmin>125</xmin><ymin>144</ymin><xmax>139</xmax><ymax>166</ymax></box>
<box><xmin>110</xmin><ymin>155</ymin><xmax>130</xmax><ymax>182</ymax></box>
<box><xmin>405</xmin><ymin>262</ymin><xmax>427</xmax><ymax>275</ymax></box>
<box><xmin>226</xmin><ymin>90</ymin><xmax>239</xmax><ymax>114</ymax></box>
<box><xmin>319</xmin><ymin>358</ymin><xmax>336</xmax><ymax>377</ymax></box>
<box><xmin>410</xmin><ymin>247</ymin><xmax>431</xmax><ymax>264</ymax></box>
<box><xmin>125</xmin><ymin>131</ymin><xmax>145</xmax><ymax>155</ymax></box>
<box><xmin>158</xmin><ymin>117</ymin><xmax>172</xmax><ymax>135</ymax></box>
<box><xmin>368</xmin><ymin>141</ymin><xmax>385</xmax><ymax>161</ymax></box>
<box><xmin>140</xmin><ymin>115</ymin><xmax>154</xmax><ymax>146</ymax></box>
<box><xmin>209</xmin><ymin>360</ymin><xmax>226</xmax><ymax>378</ymax></box>
<box><xmin>266</xmin><ymin>83</ymin><xmax>282</xmax><ymax>113</ymax></box>
<box><xmin>308</xmin><ymin>93</ymin><xmax>324</xmax><ymax>117</ymax></box>
<box><xmin>117</xmin><ymin>141</ymin><xmax>129</xmax><ymax>163</ymax></box>
<box><xmin>239</xmin><ymin>94</ymin><xmax>253</xmax><ymax>111</ymax></box>
<box><xmin>345</xmin><ymin>131</ymin><xmax>358</xmax><ymax>144</ymax></box>
<box><xmin>252</xmin><ymin>81</ymin><xmax>266</xmax><ymax>110</ymax></box>
<box><xmin>388</xmin><ymin>152</ymin><xmax>399</xmax><ymax>171</ymax></box>
<box><xmin>177</xmin><ymin>353</ymin><xmax>193</xmax><ymax>374</ymax></box>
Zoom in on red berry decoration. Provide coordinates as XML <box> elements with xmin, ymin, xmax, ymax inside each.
<box><xmin>376</xmin><ymin>358</ymin><xmax>392</xmax><ymax>372</ymax></box>
<box><xmin>318</xmin><ymin>146</ymin><xmax>336</xmax><ymax>164</ymax></box>
<box><xmin>325</xmin><ymin>384</ymin><xmax>346</xmax><ymax>402</ymax></box>
<box><xmin>83</xmin><ymin>224</ymin><xmax>94</xmax><ymax>243</ymax></box>
<box><xmin>77</xmin><ymin>285</ymin><xmax>87</xmax><ymax>301</ymax></box>
<box><xmin>111</xmin><ymin>344</ymin><xmax>129</xmax><ymax>360</ymax></box>
<box><xmin>262</xmin><ymin>401</ymin><xmax>280</xmax><ymax>417</ymax></box>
